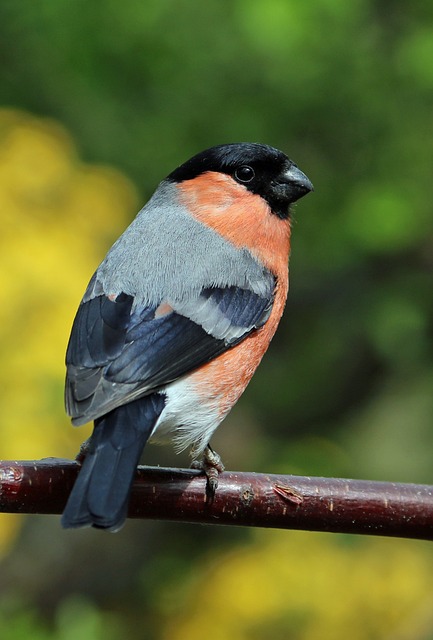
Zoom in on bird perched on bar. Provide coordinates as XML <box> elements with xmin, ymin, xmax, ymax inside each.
<box><xmin>62</xmin><ymin>142</ymin><xmax>313</xmax><ymax>531</ymax></box>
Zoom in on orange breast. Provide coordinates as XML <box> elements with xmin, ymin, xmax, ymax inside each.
<box><xmin>177</xmin><ymin>171</ymin><xmax>291</xmax><ymax>417</ymax></box>
<box><xmin>188</xmin><ymin>277</ymin><xmax>288</xmax><ymax>417</ymax></box>
<box><xmin>177</xmin><ymin>172</ymin><xmax>291</xmax><ymax>277</ymax></box>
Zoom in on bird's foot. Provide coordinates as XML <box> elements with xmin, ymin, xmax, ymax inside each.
<box><xmin>75</xmin><ymin>438</ymin><xmax>91</xmax><ymax>464</ymax></box>
<box><xmin>191</xmin><ymin>445</ymin><xmax>225</xmax><ymax>499</ymax></box>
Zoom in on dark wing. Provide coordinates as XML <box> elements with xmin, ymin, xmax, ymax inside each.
<box><xmin>66</xmin><ymin>276</ymin><xmax>275</xmax><ymax>425</ymax></box>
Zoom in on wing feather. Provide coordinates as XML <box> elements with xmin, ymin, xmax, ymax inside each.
<box><xmin>66</xmin><ymin>274</ymin><xmax>275</xmax><ymax>425</ymax></box>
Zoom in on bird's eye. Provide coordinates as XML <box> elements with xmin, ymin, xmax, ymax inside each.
<box><xmin>234</xmin><ymin>165</ymin><xmax>255</xmax><ymax>183</ymax></box>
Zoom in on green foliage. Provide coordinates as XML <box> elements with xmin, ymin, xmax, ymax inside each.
<box><xmin>0</xmin><ymin>597</ymin><xmax>124</xmax><ymax>640</ymax></box>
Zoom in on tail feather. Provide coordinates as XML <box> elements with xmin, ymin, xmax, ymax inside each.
<box><xmin>61</xmin><ymin>394</ymin><xmax>165</xmax><ymax>531</ymax></box>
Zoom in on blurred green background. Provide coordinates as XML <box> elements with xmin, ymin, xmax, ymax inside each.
<box><xmin>1</xmin><ymin>0</ymin><xmax>433</xmax><ymax>638</ymax></box>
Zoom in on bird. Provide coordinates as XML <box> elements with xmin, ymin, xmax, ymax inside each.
<box><xmin>62</xmin><ymin>142</ymin><xmax>313</xmax><ymax>531</ymax></box>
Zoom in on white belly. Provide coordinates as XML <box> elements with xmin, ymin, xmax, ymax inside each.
<box><xmin>149</xmin><ymin>376</ymin><xmax>222</xmax><ymax>458</ymax></box>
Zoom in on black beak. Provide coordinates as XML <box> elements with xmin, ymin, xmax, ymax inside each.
<box><xmin>282</xmin><ymin>164</ymin><xmax>314</xmax><ymax>203</ymax></box>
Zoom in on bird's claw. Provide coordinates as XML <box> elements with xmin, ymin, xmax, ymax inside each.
<box><xmin>191</xmin><ymin>446</ymin><xmax>225</xmax><ymax>500</ymax></box>
<box><xmin>75</xmin><ymin>438</ymin><xmax>91</xmax><ymax>463</ymax></box>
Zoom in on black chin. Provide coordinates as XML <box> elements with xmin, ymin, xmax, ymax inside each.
<box><xmin>266</xmin><ymin>197</ymin><xmax>291</xmax><ymax>220</ymax></box>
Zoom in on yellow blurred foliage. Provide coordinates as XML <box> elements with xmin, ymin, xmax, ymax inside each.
<box><xmin>163</xmin><ymin>530</ymin><xmax>433</xmax><ymax>640</ymax></box>
<box><xmin>0</xmin><ymin>109</ymin><xmax>138</xmax><ymax>552</ymax></box>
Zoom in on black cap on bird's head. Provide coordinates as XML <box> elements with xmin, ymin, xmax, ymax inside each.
<box><xmin>167</xmin><ymin>142</ymin><xmax>313</xmax><ymax>219</ymax></box>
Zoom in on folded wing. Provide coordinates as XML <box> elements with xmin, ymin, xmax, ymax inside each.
<box><xmin>66</xmin><ymin>272</ymin><xmax>275</xmax><ymax>425</ymax></box>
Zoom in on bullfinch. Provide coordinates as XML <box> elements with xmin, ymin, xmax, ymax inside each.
<box><xmin>62</xmin><ymin>142</ymin><xmax>313</xmax><ymax>531</ymax></box>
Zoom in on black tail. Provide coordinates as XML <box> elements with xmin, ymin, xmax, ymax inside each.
<box><xmin>61</xmin><ymin>394</ymin><xmax>165</xmax><ymax>531</ymax></box>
